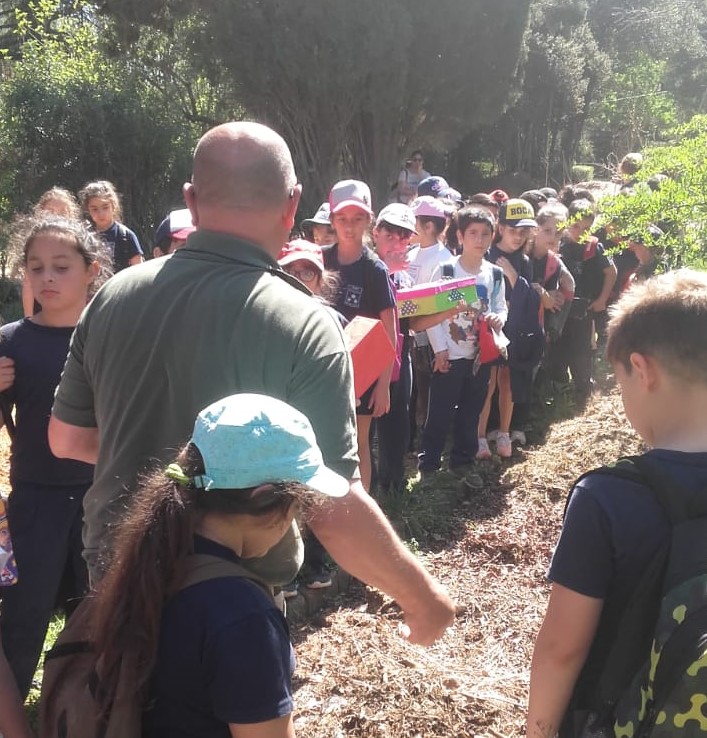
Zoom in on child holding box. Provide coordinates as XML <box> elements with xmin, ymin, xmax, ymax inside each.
<box><xmin>323</xmin><ymin>180</ymin><xmax>396</xmax><ymax>491</ymax></box>
<box><xmin>418</xmin><ymin>207</ymin><xmax>506</xmax><ymax>476</ymax></box>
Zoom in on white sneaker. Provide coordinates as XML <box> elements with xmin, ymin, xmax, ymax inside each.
<box><xmin>496</xmin><ymin>432</ymin><xmax>512</xmax><ymax>458</ymax></box>
<box><xmin>476</xmin><ymin>437</ymin><xmax>492</xmax><ymax>459</ymax></box>
<box><xmin>487</xmin><ymin>429</ymin><xmax>500</xmax><ymax>442</ymax></box>
<box><xmin>510</xmin><ymin>430</ymin><xmax>527</xmax><ymax>446</ymax></box>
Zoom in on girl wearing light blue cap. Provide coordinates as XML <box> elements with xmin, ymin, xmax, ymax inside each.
<box><xmin>88</xmin><ymin>393</ymin><xmax>349</xmax><ymax>738</ymax></box>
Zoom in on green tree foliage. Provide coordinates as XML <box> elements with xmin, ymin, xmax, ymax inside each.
<box><xmin>0</xmin><ymin>0</ymin><xmax>198</xmax><ymax>239</ymax></box>
<box><xmin>455</xmin><ymin>0</ymin><xmax>707</xmax><ymax>190</ymax></box>
<box><xmin>490</xmin><ymin>0</ymin><xmax>610</xmax><ymax>182</ymax></box>
<box><xmin>586</xmin><ymin>53</ymin><xmax>678</xmax><ymax>164</ymax></box>
<box><xmin>455</xmin><ymin>0</ymin><xmax>610</xmax><ymax>188</ymax></box>
<box><xmin>96</xmin><ymin>0</ymin><xmax>531</xmax><ymax>209</ymax></box>
<box><xmin>597</xmin><ymin>116</ymin><xmax>707</xmax><ymax>269</ymax></box>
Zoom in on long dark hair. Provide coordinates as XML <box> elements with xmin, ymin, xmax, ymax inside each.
<box><xmin>90</xmin><ymin>443</ymin><xmax>310</xmax><ymax>711</ymax></box>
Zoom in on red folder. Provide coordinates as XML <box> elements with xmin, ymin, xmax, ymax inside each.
<box><xmin>344</xmin><ymin>316</ymin><xmax>396</xmax><ymax>398</ymax></box>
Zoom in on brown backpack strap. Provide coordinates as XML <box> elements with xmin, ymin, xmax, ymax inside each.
<box><xmin>180</xmin><ymin>553</ymin><xmax>276</xmax><ymax>605</ymax></box>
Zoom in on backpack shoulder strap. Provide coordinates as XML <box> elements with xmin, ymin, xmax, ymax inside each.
<box><xmin>490</xmin><ymin>264</ymin><xmax>503</xmax><ymax>289</ymax></box>
<box><xmin>114</xmin><ymin>223</ymin><xmax>130</xmax><ymax>247</ymax></box>
<box><xmin>626</xmin><ymin>454</ymin><xmax>707</xmax><ymax>522</ymax></box>
<box><xmin>180</xmin><ymin>553</ymin><xmax>276</xmax><ymax>605</ymax></box>
<box><xmin>583</xmin><ymin>236</ymin><xmax>599</xmax><ymax>261</ymax></box>
<box><xmin>564</xmin><ymin>456</ymin><xmax>644</xmax><ymax>518</ymax></box>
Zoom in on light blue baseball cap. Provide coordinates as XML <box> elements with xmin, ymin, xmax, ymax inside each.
<box><xmin>189</xmin><ymin>393</ymin><xmax>349</xmax><ymax>497</ymax></box>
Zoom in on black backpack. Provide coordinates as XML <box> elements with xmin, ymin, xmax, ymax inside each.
<box><xmin>39</xmin><ymin>553</ymin><xmax>275</xmax><ymax>738</ymax></box>
<box><xmin>566</xmin><ymin>455</ymin><xmax>707</xmax><ymax>738</ymax></box>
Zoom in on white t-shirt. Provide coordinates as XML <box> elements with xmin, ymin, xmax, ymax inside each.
<box><xmin>407</xmin><ymin>242</ymin><xmax>452</xmax><ymax>346</ymax></box>
<box><xmin>407</xmin><ymin>242</ymin><xmax>450</xmax><ymax>285</ymax></box>
<box><xmin>427</xmin><ymin>258</ymin><xmax>507</xmax><ymax>361</ymax></box>
<box><xmin>395</xmin><ymin>168</ymin><xmax>430</xmax><ymax>204</ymax></box>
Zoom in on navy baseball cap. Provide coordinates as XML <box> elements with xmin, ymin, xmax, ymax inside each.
<box><xmin>417</xmin><ymin>176</ymin><xmax>449</xmax><ymax>198</ymax></box>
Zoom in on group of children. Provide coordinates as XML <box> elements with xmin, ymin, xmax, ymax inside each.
<box><xmin>286</xmin><ymin>178</ymin><xmax>624</xmax><ymax>489</ymax></box>
<box><xmin>289</xmin><ymin>174</ymin><xmax>707</xmax><ymax>738</ymax></box>
<box><xmin>0</xmin><ymin>164</ymin><xmax>700</xmax><ymax>738</ymax></box>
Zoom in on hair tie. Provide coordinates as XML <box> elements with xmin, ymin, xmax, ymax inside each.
<box><xmin>164</xmin><ymin>462</ymin><xmax>192</xmax><ymax>486</ymax></box>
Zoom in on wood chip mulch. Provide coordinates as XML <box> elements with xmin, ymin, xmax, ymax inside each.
<box><xmin>291</xmin><ymin>381</ymin><xmax>644</xmax><ymax>738</ymax></box>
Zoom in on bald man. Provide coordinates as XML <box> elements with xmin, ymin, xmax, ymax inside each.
<box><xmin>49</xmin><ymin>122</ymin><xmax>454</xmax><ymax>645</ymax></box>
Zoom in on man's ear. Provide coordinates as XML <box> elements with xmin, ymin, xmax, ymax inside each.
<box><xmin>153</xmin><ymin>247</ymin><xmax>164</xmax><ymax>258</ymax></box>
<box><xmin>183</xmin><ymin>182</ymin><xmax>198</xmax><ymax>227</ymax></box>
<box><xmin>283</xmin><ymin>183</ymin><xmax>302</xmax><ymax>231</ymax></box>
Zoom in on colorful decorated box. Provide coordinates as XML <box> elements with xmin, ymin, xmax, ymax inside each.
<box><xmin>344</xmin><ymin>316</ymin><xmax>396</xmax><ymax>398</ymax></box>
<box><xmin>396</xmin><ymin>276</ymin><xmax>478</xmax><ymax>318</ymax></box>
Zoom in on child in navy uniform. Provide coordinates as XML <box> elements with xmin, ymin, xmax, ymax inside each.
<box><xmin>90</xmin><ymin>393</ymin><xmax>351</xmax><ymax>738</ymax></box>
<box><xmin>528</xmin><ymin>270</ymin><xmax>707</xmax><ymax>738</ymax></box>
<box><xmin>79</xmin><ymin>179</ymin><xmax>143</xmax><ymax>272</ymax></box>
<box><xmin>550</xmin><ymin>199</ymin><xmax>617</xmax><ymax>402</ymax></box>
<box><xmin>323</xmin><ymin>180</ymin><xmax>397</xmax><ymax>491</ymax></box>
<box><xmin>478</xmin><ymin>198</ymin><xmax>540</xmax><ymax>459</ymax></box>
<box><xmin>0</xmin><ymin>218</ymin><xmax>110</xmax><ymax>698</ymax></box>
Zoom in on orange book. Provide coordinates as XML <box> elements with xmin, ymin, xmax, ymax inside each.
<box><xmin>344</xmin><ymin>316</ymin><xmax>396</xmax><ymax>398</ymax></box>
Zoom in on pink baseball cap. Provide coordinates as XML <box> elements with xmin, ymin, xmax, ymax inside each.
<box><xmin>411</xmin><ymin>196</ymin><xmax>448</xmax><ymax>219</ymax></box>
<box><xmin>277</xmin><ymin>239</ymin><xmax>324</xmax><ymax>272</ymax></box>
<box><xmin>329</xmin><ymin>180</ymin><xmax>373</xmax><ymax>216</ymax></box>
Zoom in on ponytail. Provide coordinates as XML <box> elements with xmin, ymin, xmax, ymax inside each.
<box><xmin>91</xmin><ymin>448</ymin><xmax>200</xmax><ymax>709</ymax></box>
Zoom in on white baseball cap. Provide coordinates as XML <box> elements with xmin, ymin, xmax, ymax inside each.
<box><xmin>329</xmin><ymin>180</ymin><xmax>373</xmax><ymax>216</ymax></box>
<box><xmin>376</xmin><ymin>203</ymin><xmax>417</xmax><ymax>233</ymax></box>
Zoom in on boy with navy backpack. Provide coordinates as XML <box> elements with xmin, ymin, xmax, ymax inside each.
<box><xmin>528</xmin><ymin>270</ymin><xmax>707</xmax><ymax>738</ymax></box>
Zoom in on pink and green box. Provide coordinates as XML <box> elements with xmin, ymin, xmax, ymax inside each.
<box><xmin>396</xmin><ymin>276</ymin><xmax>478</xmax><ymax>318</ymax></box>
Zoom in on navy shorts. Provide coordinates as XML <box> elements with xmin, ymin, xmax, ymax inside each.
<box><xmin>356</xmin><ymin>383</ymin><xmax>376</xmax><ymax>416</ymax></box>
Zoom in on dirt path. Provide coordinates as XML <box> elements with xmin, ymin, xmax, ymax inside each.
<box><xmin>290</xmin><ymin>382</ymin><xmax>643</xmax><ymax>737</ymax></box>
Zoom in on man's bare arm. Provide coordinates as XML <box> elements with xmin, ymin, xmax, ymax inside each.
<box><xmin>308</xmin><ymin>480</ymin><xmax>456</xmax><ymax>646</ymax></box>
<box><xmin>48</xmin><ymin>415</ymin><xmax>99</xmax><ymax>465</ymax></box>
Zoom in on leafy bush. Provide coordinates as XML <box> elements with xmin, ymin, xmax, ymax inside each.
<box><xmin>596</xmin><ymin>115</ymin><xmax>707</xmax><ymax>268</ymax></box>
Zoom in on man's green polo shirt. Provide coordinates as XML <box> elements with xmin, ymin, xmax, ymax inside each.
<box><xmin>53</xmin><ymin>231</ymin><xmax>358</xmax><ymax>571</ymax></box>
